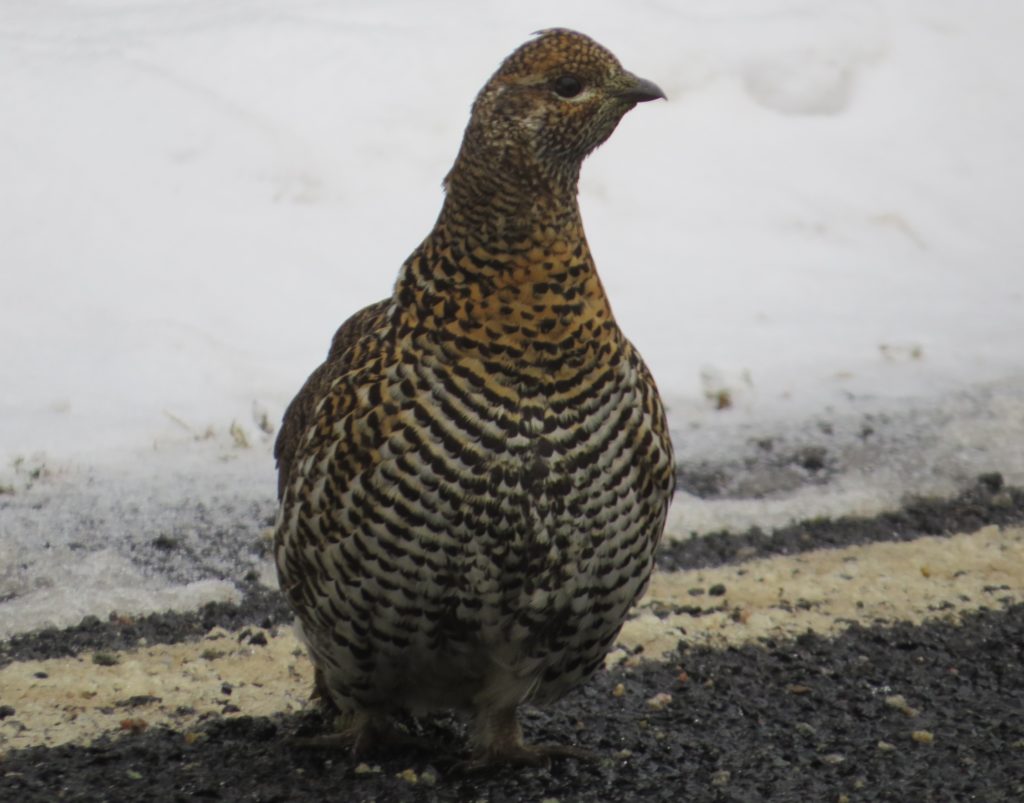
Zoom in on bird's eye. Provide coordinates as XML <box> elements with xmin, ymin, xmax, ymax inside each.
<box><xmin>552</xmin><ymin>75</ymin><xmax>583</xmax><ymax>98</ymax></box>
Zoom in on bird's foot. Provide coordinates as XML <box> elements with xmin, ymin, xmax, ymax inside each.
<box><xmin>461</xmin><ymin>703</ymin><xmax>595</xmax><ymax>772</ymax></box>
<box><xmin>309</xmin><ymin>668</ymin><xmax>339</xmax><ymax>711</ymax></box>
<box><xmin>290</xmin><ymin>712</ymin><xmax>428</xmax><ymax>757</ymax></box>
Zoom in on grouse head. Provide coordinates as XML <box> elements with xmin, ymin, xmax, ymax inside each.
<box><xmin>449</xmin><ymin>29</ymin><xmax>665</xmax><ymax>197</ymax></box>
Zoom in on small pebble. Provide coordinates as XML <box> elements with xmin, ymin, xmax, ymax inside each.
<box><xmin>120</xmin><ymin>695</ymin><xmax>161</xmax><ymax>708</ymax></box>
<box><xmin>354</xmin><ymin>763</ymin><xmax>381</xmax><ymax>775</ymax></box>
<box><xmin>612</xmin><ymin>683</ymin><xmax>625</xmax><ymax>698</ymax></box>
<box><xmin>912</xmin><ymin>730</ymin><xmax>935</xmax><ymax>744</ymax></box>
<box><xmin>885</xmin><ymin>694</ymin><xmax>920</xmax><ymax>717</ymax></box>
<box><xmin>93</xmin><ymin>652</ymin><xmax>120</xmax><ymax>666</ymax></box>
<box><xmin>711</xmin><ymin>770</ymin><xmax>730</xmax><ymax>787</ymax></box>
<box><xmin>708</xmin><ymin>583</ymin><xmax>727</xmax><ymax>597</ymax></box>
<box><xmin>645</xmin><ymin>692</ymin><xmax>673</xmax><ymax>711</ymax></box>
<box><xmin>397</xmin><ymin>768</ymin><xmax>418</xmax><ymax>784</ymax></box>
<box><xmin>821</xmin><ymin>753</ymin><xmax>845</xmax><ymax>765</ymax></box>
<box><xmin>877</xmin><ymin>740</ymin><xmax>896</xmax><ymax>752</ymax></box>
<box><xmin>795</xmin><ymin>722</ymin><xmax>817</xmax><ymax>738</ymax></box>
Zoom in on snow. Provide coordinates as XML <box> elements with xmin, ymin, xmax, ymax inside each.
<box><xmin>2</xmin><ymin>1</ymin><xmax>1024</xmax><ymax>637</ymax></box>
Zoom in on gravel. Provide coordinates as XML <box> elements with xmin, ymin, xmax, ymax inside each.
<box><xmin>2</xmin><ymin>605</ymin><xmax>1022</xmax><ymax>802</ymax></box>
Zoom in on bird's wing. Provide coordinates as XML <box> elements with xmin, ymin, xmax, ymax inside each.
<box><xmin>274</xmin><ymin>298</ymin><xmax>392</xmax><ymax>500</ymax></box>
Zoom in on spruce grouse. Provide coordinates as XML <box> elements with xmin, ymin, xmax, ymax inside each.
<box><xmin>274</xmin><ymin>28</ymin><xmax>675</xmax><ymax>766</ymax></box>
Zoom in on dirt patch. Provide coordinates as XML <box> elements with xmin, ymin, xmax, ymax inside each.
<box><xmin>619</xmin><ymin>525</ymin><xmax>1022</xmax><ymax>660</ymax></box>
<box><xmin>0</xmin><ymin>625</ymin><xmax>312</xmax><ymax>751</ymax></box>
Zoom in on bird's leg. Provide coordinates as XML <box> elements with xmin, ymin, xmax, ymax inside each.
<box><xmin>292</xmin><ymin>703</ymin><xmax>441</xmax><ymax>758</ymax></box>
<box><xmin>458</xmin><ymin>705</ymin><xmax>594</xmax><ymax>771</ymax></box>
<box><xmin>289</xmin><ymin>709</ymin><xmax>386</xmax><ymax>755</ymax></box>
<box><xmin>310</xmin><ymin>666</ymin><xmax>341</xmax><ymax>714</ymax></box>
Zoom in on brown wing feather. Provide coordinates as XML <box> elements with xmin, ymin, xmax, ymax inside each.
<box><xmin>274</xmin><ymin>298</ymin><xmax>391</xmax><ymax>500</ymax></box>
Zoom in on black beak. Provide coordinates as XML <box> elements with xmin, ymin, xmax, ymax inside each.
<box><xmin>615</xmin><ymin>72</ymin><xmax>667</xmax><ymax>103</ymax></box>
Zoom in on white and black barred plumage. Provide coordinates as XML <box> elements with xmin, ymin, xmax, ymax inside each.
<box><xmin>274</xmin><ymin>28</ymin><xmax>674</xmax><ymax>765</ymax></box>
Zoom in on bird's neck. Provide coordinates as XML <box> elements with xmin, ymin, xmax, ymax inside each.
<box><xmin>393</xmin><ymin>152</ymin><xmax>618</xmax><ymax>369</ymax></box>
<box><xmin>439</xmin><ymin>132</ymin><xmax>581</xmax><ymax>243</ymax></box>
